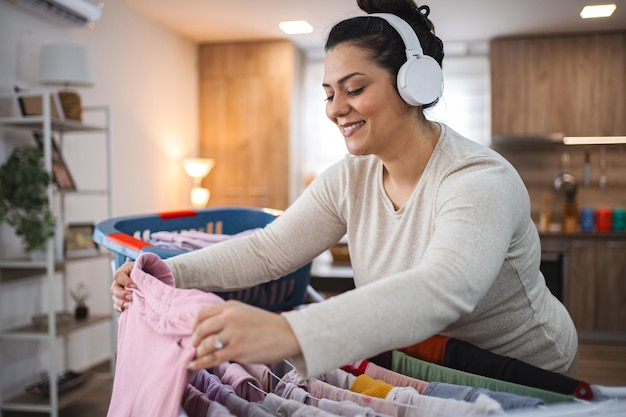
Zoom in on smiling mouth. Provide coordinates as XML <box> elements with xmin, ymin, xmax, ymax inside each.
<box><xmin>342</xmin><ymin>121</ymin><xmax>365</xmax><ymax>134</ymax></box>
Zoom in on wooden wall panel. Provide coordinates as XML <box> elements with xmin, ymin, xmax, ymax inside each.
<box><xmin>198</xmin><ymin>40</ymin><xmax>298</xmax><ymax>210</ymax></box>
<box><xmin>596</xmin><ymin>34</ymin><xmax>626</xmax><ymax>136</ymax></box>
<box><xmin>490</xmin><ymin>38</ymin><xmax>528</xmax><ymax>136</ymax></box>
<box><xmin>491</xmin><ymin>32</ymin><xmax>626</xmax><ymax>138</ymax></box>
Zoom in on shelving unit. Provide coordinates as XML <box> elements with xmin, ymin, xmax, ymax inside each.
<box><xmin>0</xmin><ymin>90</ymin><xmax>113</xmax><ymax>417</ymax></box>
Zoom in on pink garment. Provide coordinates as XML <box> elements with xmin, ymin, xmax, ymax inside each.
<box><xmin>364</xmin><ymin>361</ymin><xmax>430</xmax><ymax>394</ymax></box>
<box><xmin>210</xmin><ymin>362</ymin><xmax>265</xmax><ymax>402</ymax></box>
<box><xmin>182</xmin><ymin>384</ymin><xmax>211</xmax><ymax>417</ymax></box>
<box><xmin>320</xmin><ymin>368</ymin><xmax>357</xmax><ymax>390</ymax></box>
<box><xmin>107</xmin><ymin>252</ymin><xmax>224</xmax><ymax>417</ymax></box>
<box><xmin>308</xmin><ymin>379</ymin><xmax>398</xmax><ymax>417</ymax></box>
<box><xmin>317</xmin><ymin>398</ymin><xmax>378</xmax><ymax>417</ymax></box>
<box><xmin>387</xmin><ymin>386</ymin><xmax>502</xmax><ymax>417</ymax></box>
<box><xmin>239</xmin><ymin>362</ymin><xmax>273</xmax><ymax>392</ymax></box>
<box><xmin>150</xmin><ymin>229</ymin><xmax>260</xmax><ymax>250</ymax></box>
<box><xmin>275</xmin><ymin>381</ymin><xmax>313</xmax><ymax>404</ymax></box>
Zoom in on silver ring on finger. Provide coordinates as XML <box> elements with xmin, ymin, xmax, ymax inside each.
<box><xmin>214</xmin><ymin>333</ymin><xmax>224</xmax><ymax>350</ymax></box>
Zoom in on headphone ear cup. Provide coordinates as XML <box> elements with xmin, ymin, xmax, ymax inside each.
<box><xmin>397</xmin><ymin>55</ymin><xmax>443</xmax><ymax>106</ymax></box>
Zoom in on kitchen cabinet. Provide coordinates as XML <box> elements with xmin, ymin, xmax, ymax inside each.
<box><xmin>567</xmin><ymin>240</ymin><xmax>597</xmax><ymax>332</ymax></box>
<box><xmin>566</xmin><ymin>237</ymin><xmax>626</xmax><ymax>339</ymax></box>
<box><xmin>595</xmin><ymin>240</ymin><xmax>626</xmax><ymax>332</ymax></box>
<box><xmin>198</xmin><ymin>40</ymin><xmax>303</xmax><ymax>210</ymax></box>
<box><xmin>491</xmin><ymin>32</ymin><xmax>626</xmax><ymax>138</ymax></box>
<box><xmin>0</xmin><ymin>90</ymin><xmax>113</xmax><ymax>417</ymax></box>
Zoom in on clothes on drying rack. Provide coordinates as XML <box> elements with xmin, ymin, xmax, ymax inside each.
<box><xmin>181</xmin><ymin>384</ymin><xmax>233</xmax><ymax>417</ymax></box>
<box><xmin>107</xmin><ymin>253</ymin><xmax>624</xmax><ymax>417</ymax></box>
<box><xmin>399</xmin><ymin>335</ymin><xmax>592</xmax><ymax>399</ymax></box>
<box><xmin>184</xmin><ymin>362</ymin><xmax>567</xmax><ymax>417</ymax></box>
<box><xmin>391</xmin><ymin>350</ymin><xmax>573</xmax><ymax>404</ymax></box>
<box><xmin>210</xmin><ymin>362</ymin><xmax>267</xmax><ymax>403</ymax></box>
<box><xmin>343</xmin><ymin>359</ymin><xmax>430</xmax><ymax>393</ymax></box>
<box><xmin>187</xmin><ymin>360</ymin><xmax>626</xmax><ymax>417</ymax></box>
<box><xmin>343</xmin><ymin>359</ymin><xmax>547</xmax><ymax>411</ymax></box>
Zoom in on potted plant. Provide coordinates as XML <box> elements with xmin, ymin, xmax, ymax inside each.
<box><xmin>0</xmin><ymin>145</ymin><xmax>56</xmax><ymax>253</ymax></box>
<box><xmin>70</xmin><ymin>282</ymin><xmax>90</xmax><ymax>320</ymax></box>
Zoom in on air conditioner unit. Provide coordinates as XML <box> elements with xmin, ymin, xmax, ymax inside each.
<box><xmin>7</xmin><ymin>0</ymin><xmax>102</xmax><ymax>27</ymax></box>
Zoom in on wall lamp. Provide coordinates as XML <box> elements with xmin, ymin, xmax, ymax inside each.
<box><xmin>183</xmin><ymin>158</ymin><xmax>215</xmax><ymax>208</ymax></box>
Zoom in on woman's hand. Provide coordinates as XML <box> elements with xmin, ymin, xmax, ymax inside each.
<box><xmin>187</xmin><ymin>300</ymin><xmax>301</xmax><ymax>370</ymax></box>
<box><xmin>110</xmin><ymin>261</ymin><xmax>135</xmax><ymax>313</ymax></box>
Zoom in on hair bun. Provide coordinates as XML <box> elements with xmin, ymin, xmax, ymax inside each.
<box><xmin>357</xmin><ymin>0</ymin><xmax>417</xmax><ymax>16</ymax></box>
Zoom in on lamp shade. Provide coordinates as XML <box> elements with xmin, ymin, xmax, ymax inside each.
<box><xmin>39</xmin><ymin>44</ymin><xmax>93</xmax><ymax>86</ymax></box>
<box><xmin>183</xmin><ymin>158</ymin><xmax>215</xmax><ymax>180</ymax></box>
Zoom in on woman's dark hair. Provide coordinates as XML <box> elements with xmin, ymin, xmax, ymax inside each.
<box><xmin>325</xmin><ymin>0</ymin><xmax>444</xmax><ymax>109</ymax></box>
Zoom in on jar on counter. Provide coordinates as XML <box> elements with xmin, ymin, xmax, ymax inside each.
<box><xmin>613</xmin><ymin>208</ymin><xmax>626</xmax><ymax>232</ymax></box>
<box><xmin>580</xmin><ymin>207</ymin><xmax>595</xmax><ymax>232</ymax></box>
<box><xmin>562</xmin><ymin>201</ymin><xmax>578</xmax><ymax>233</ymax></box>
<box><xmin>595</xmin><ymin>207</ymin><xmax>612</xmax><ymax>232</ymax></box>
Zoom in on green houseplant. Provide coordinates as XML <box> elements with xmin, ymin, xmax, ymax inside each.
<box><xmin>0</xmin><ymin>145</ymin><xmax>56</xmax><ymax>252</ymax></box>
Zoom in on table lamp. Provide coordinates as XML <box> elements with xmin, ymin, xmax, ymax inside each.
<box><xmin>39</xmin><ymin>43</ymin><xmax>93</xmax><ymax>122</ymax></box>
<box><xmin>183</xmin><ymin>158</ymin><xmax>215</xmax><ymax>208</ymax></box>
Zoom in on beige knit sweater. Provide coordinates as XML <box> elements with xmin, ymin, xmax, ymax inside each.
<box><xmin>166</xmin><ymin>123</ymin><xmax>578</xmax><ymax>378</ymax></box>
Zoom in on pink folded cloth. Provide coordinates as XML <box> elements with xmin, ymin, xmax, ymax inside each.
<box><xmin>150</xmin><ymin>229</ymin><xmax>260</xmax><ymax>250</ymax></box>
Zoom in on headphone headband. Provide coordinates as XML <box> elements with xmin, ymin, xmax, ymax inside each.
<box><xmin>369</xmin><ymin>13</ymin><xmax>424</xmax><ymax>60</ymax></box>
<box><xmin>360</xmin><ymin>12</ymin><xmax>443</xmax><ymax>106</ymax></box>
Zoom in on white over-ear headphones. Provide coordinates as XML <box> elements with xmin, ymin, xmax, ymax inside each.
<box><xmin>367</xmin><ymin>13</ymin><xmax>443</xmax><ymax>106</ymax></box>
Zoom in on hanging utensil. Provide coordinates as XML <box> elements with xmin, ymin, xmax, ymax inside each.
<box><xmin>553</xmin><ymin>151</ymin><xmax>576</xmax><ymax>192</ymax></box>
<box><xmin>599</xmin><ymin>146</ymin><xmax>607</xmax><ymax>189</ymax></box>
<box><xmin>553</xmin><ymin>172</ymin><xmax>577</xmax><ymax>193</ymax></box>
<box><xmin>583</xmin><ymin>148</ymin><xmax>591</xmax><ymax>188</ymax></box>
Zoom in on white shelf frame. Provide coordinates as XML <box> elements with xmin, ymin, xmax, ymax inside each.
<box><xmin>0</xmin><ymin>90</ymin><xmax>114</xmax><ymax>417</ymax></box>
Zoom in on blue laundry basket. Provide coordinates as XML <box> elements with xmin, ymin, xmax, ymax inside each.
<box><xmin>93</xmin><ymin>206</ymin><xmax>311</xmax><ymax>311</ymax></box>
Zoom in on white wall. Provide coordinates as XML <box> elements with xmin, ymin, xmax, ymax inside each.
<box><xmin>0</xmin><ymin>0</ymin><xmax>198</xmax><ymax>398</ymax></box>
<box><xmin>0</xmin><ymin>0</ymin><xmax>199</xmax><ymax>217</ymax></box>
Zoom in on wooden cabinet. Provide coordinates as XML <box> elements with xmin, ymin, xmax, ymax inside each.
<box><xmin>595</xmin><ymin>240</ymin><xmax>626</xmax><ymax>332</ymax></box>
<box><xmin>491</xmin><ymin>32</ymin><xmax>626</xmax><ymax>138</ymax></box>
<box><xmin>566</xmin><ymin>238</ymin><xmax>626</xmax><ymax>337</ymax></box>
<box><xmin>198</xmin><ymin>40</ymin><xmax>302</xmax><ymax>210</ymax></box>
<box><xmin>490</xmin><ymin>38</ymin><xmax>527</xmax><ymax>136</ymax></box>
<box><xmin>567</xmin><ymin>240</ymin><xmax>597</xmax><ymax>332</ymax></box>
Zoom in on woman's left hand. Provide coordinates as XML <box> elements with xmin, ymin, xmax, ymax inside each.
<box><xmin>187</xmin><ymin>300</ymin><xmax>301</xmax><ymax>370</ymax></box>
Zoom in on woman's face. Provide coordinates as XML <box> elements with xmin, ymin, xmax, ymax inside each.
<box><xmin>323</xmin><ymin>43</ymin><xmax>415</xmax><ymax>157</ymax></box>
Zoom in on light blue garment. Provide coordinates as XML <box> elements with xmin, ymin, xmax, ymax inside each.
<box><xmin>424</xmin><ymin>381</ymin><xmax>544</xmax><ymax>410</ymax></box>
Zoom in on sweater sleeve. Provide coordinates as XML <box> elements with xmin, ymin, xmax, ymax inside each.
<box><xmin>282</xmin><ymin>154</ymin><xmax>531</xmax><ymax>377</ymax></box>
<box><xmin>165</xmin><ymin>162</ymin><xmax>349</xmax><ymax>291</ymax></box>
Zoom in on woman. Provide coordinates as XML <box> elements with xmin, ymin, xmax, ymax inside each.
<box><xmin>111</xmin><ymin>0</ymin><xmax>578</xmax><ymax>378</ymax></box>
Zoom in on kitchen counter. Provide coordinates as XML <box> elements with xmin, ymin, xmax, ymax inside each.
<box><xmin>539</xmin><ymin>231</ymin><xmax>626</xmax><ymax>240</ymax></box>
<box><xmin>310</xmin><ymin>250</ymin><xmax>355</xmax><ymax>295</ymax></box>
<box><xmin>539</xmin><ymin>231</ymin><xmax>626</xmax><ymax>253</ymax></box>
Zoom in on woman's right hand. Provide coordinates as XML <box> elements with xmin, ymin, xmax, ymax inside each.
<box><xmin>111</xmin><ymin>261</ymin><xmax>135</xmax><ymax>313</ymax></box>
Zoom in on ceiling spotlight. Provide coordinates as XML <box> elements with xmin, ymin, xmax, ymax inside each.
<box><xmin>279</xmin><ymin>20</ymin><xmax>313</xmax><ymax>35</ymax></box>
<box><xmin>580</xmin><ymin>4</ymin><xmax>617</xmax><ymax>18</ymax></box>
